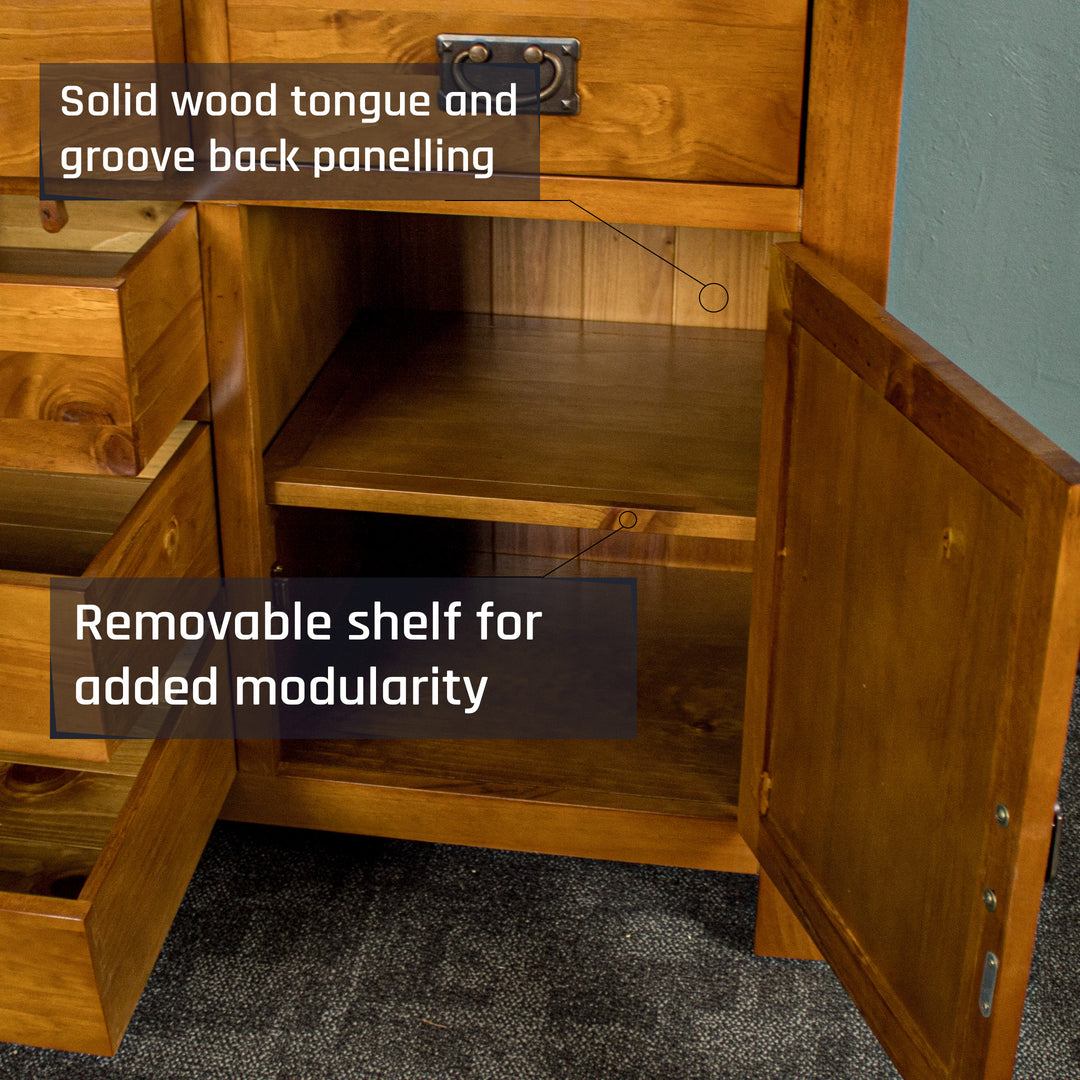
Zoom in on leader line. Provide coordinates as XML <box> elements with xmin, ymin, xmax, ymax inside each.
<box><xmin>565</xmin><ymin>201</ymin><xmax>729</xmax><ymax>314</ymax></box>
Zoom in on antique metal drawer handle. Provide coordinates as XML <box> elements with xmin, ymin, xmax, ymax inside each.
<box><xmin>436</xmin><ymin>34</ymin><xmax>580</xmax><ymax>114</ymax></box>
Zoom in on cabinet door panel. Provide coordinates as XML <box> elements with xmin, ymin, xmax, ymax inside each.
<box><xmin>741</xmin><ymin>242</ymin><xmax>1080</xmax><ymax>1080</ymax></box>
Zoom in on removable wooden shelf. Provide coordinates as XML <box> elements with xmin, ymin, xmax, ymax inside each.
<box><xmin>264</xmin><ymin>314</ymin><xmax>763</xmax><ymax>540</ymax></box>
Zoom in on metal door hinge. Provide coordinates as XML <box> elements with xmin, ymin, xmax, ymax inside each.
<box><xmin>979</xmin><ymin>952</ymin><xmax>998</xmax><ymax>1018</ymax></box>
<box><xmin>1046</xmin><ymin>802</ymin><xmax>1063</xmax><ymax>883</ymax></box>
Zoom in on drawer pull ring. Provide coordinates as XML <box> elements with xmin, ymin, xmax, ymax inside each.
<box><xmin>452</xmin><ymin>44</ymin><xmax>564</xmax><ymax>107</ymax></box>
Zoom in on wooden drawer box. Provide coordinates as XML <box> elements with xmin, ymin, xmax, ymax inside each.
<box><xmin>222</xmin><ymin>0</ymin><xmax>809</xmax><ymax>186</ymax></box>
<box><xmin>0</xmin><ymin>734</ymin><xmax>235</xmax><ymax>1055</ymax></box>
<box><xmin>0</xmin><ymin>200</ymin><xmax>208</xmax><ymax>475</ymax></box>
<box><xmin>0</xmin><ymin>422</ymin><xmax>219</xmax><ymax>763</ymax></box>
<box><xmin>0</xmin><ymin>0</ymin><xmax>185</xmax><ymax>179</ymax></box>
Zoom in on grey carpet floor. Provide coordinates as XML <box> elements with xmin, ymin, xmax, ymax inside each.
<box><xmin>1</xmin><ymin>684</ymin><xmax>1076</xmax><ymax>1080</ymax></box>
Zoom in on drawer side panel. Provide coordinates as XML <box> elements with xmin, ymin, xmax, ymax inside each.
<box><xmin>0</xmin><ymin>424</ymin><xmax>219</xmax><ymax>761</ymax></box>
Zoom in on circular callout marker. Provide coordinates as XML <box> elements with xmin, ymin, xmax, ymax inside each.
<box><xmin>698</xmin><ymin>282</ymin><xmax>730</xmax><ymax>313</ymax></box>
<box><xmin>618</xmin><ymin>510</ymin><xmax>638</xmax><ymax>529</ymax></box>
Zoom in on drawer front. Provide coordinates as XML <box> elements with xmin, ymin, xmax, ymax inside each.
<box><xmin>0</xmin><ymin>423</ymin><xmax>220</xmax><ymax>762</ymax></box>
<box><xmin>0</xmin><ymin>0</ymin><xmax>185</xmax><ymax>179</ymax></box>
<box><xmin>0</xmin><ymin>732</ymin><xmax>235</xmax><ymax>1055</ymax></box>
<box><xmin>0</xmin><ymin>203</ymin><xmax>208</xmax><ymax>474</ymax></box>
<box><xmin>224</xmin><ymin>0</ymin><xmax>808</xmax><ymax>186</ymax></box>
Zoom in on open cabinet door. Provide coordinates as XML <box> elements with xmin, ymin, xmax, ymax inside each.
<box><xmin>739</xmin><ymin>242</ymin><xmax>1080</xmax><ymax>1080</ymax></box>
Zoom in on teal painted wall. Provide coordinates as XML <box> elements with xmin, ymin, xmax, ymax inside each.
<box><xmin>887</xmin><ymin>2</ymin><xmax>1080</xmax><ymax>461</ymax></box>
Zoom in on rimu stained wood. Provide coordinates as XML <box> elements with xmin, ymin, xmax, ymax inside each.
<box><xmin>0</xmin><ymin>425</ymin><xmax>219</xmax><ymax>762</ymax></box>
<box><xmin>264</xmin><ymin>313</ymin><xmax>763</xmax><ymax>538</ymax></box>
<box><xmin>0</xmin><ymin>204</ymin><xmax>208</xmax><ymax>475</ymax></box>
<box><xmin>742</xmin><ymin>242</ymin><xmax>1080</xmax><ymax>1080</ymax></box>
<box><xmin>221</xmin><ymin>0</ymin><xmax>807</xmax><ymax>186</ymax></box>
<box><xmin>0</xmin><ymin>0</ymin><xmax>184</xmax><ymax>178</ymax></box>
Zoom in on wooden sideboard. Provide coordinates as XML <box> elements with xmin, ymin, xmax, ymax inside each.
<box><xmin>0</xmin><ymin>3</ymin><xmax>1077</xmax><ymax>1078</ymax></box>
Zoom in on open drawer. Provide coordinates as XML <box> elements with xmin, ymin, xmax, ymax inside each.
<box><xmin>0</xmin><ymin>422</ymin><xmax>220</xmax><ymax>762</ymax></box>
<box><xmin>0</xmin><ymin>732</ymin><xmax>235</xmax><ymax>1055</ymax></box>
<box><xmin>0</xmin><ymin>199</ymin><xmax>208</xmax><ymax>475</ymax></box>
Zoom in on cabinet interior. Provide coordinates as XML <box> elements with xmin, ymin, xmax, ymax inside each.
<box><xmin>275</xmin><ymin>512</ymin><xmax>750</xmax><ymax>826</ymax></box>
<box><xmin>244</xmin><ymin>207</ymin><xmax>772</xmax><ymax>872</ymax></box>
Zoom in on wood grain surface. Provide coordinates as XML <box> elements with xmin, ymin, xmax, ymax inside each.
<box><xmin>238</xmin><ymin>180</ymin><xmax>803</xmax><ymax>233</ymax></box>
<box><xmin>0</xmin><ymin>733</ymin><xmax>234</xmax><ymax>1054</ymax></box>
<box><xmin>240</xmin><ymin>206</ymin><xmax>364</xmax><ymax>451</ymax></box>
<box><xmin>356</xmin><ymin>211</ymin><xmax>793</xmax><ymax>331</ymax></box>
<box><xmin>0</xmin><ymin>0</ymin><xmax>184</xmax><ymax>178</ymax></box>
<box><xmin>0</xmin><ymin>198</ymin><xmax>178</xmax><ymax>253</ymax></box>
<box><xmin>0</xmin><ymin>424</ymin><xmax>219</xmax><ymax>761</ymax></box>
<box><xmin>264</xmin><ymin>313</ymin><xmax>763</xmax><ymax>538</ymax></box>
<box><xmin>0</xmin><ymin>753</ymin><xmax>151</xmax><ymax>894</ymax></box>
<box><xmin>744</xmin><ymin>243</ymin><xmax>1080</xmax><ymax>1080</ymax></box>
<box><xmin>0</xmin><ymin>204</ymin><xmax>208</xmax><ymax>474</ymax></box>
<box><xmin>224</xmin><ymin>532</ymin><xmax>755</xmax><ymax>873</ymax></box>
<box><xmin>221</xmin><ymin>0</ymin><xmax>807</xmax><ymax>186</ymax></box>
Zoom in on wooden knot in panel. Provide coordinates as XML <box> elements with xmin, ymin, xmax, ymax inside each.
<box><xmin>1</xmin><ymin>763</ymin><xmax>82</xmax><ymax>798</ymax></box>
<box><xmin>100</xmin><ymin>432</ymin><xmax>137</xmax><ymax>475</ymax></box>
<box><xmin>37</xmin><ymin>200</ymin><xmax>68</xmax><ymax>234</ymax></box>
<box><xmin>163</xmin><ymin>516</ymin><xmax>180</xmax><ymax>562</ymax></box>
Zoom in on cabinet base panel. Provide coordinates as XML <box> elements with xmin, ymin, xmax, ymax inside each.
<box><xmin>221</xmin><ymin>770</ymin><xmax>757</xmax><ymax>874</ymax></box>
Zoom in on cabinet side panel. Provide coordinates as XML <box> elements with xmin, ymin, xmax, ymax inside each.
<box><xmin>241</xmin><ymin>206</ymin><xmax>364</xmax><ymax>451</ymax></box>
<box><xmin>801</xmin><ymin>0</ymin><xmax>910</xmax><ymax>300</ymax></box>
